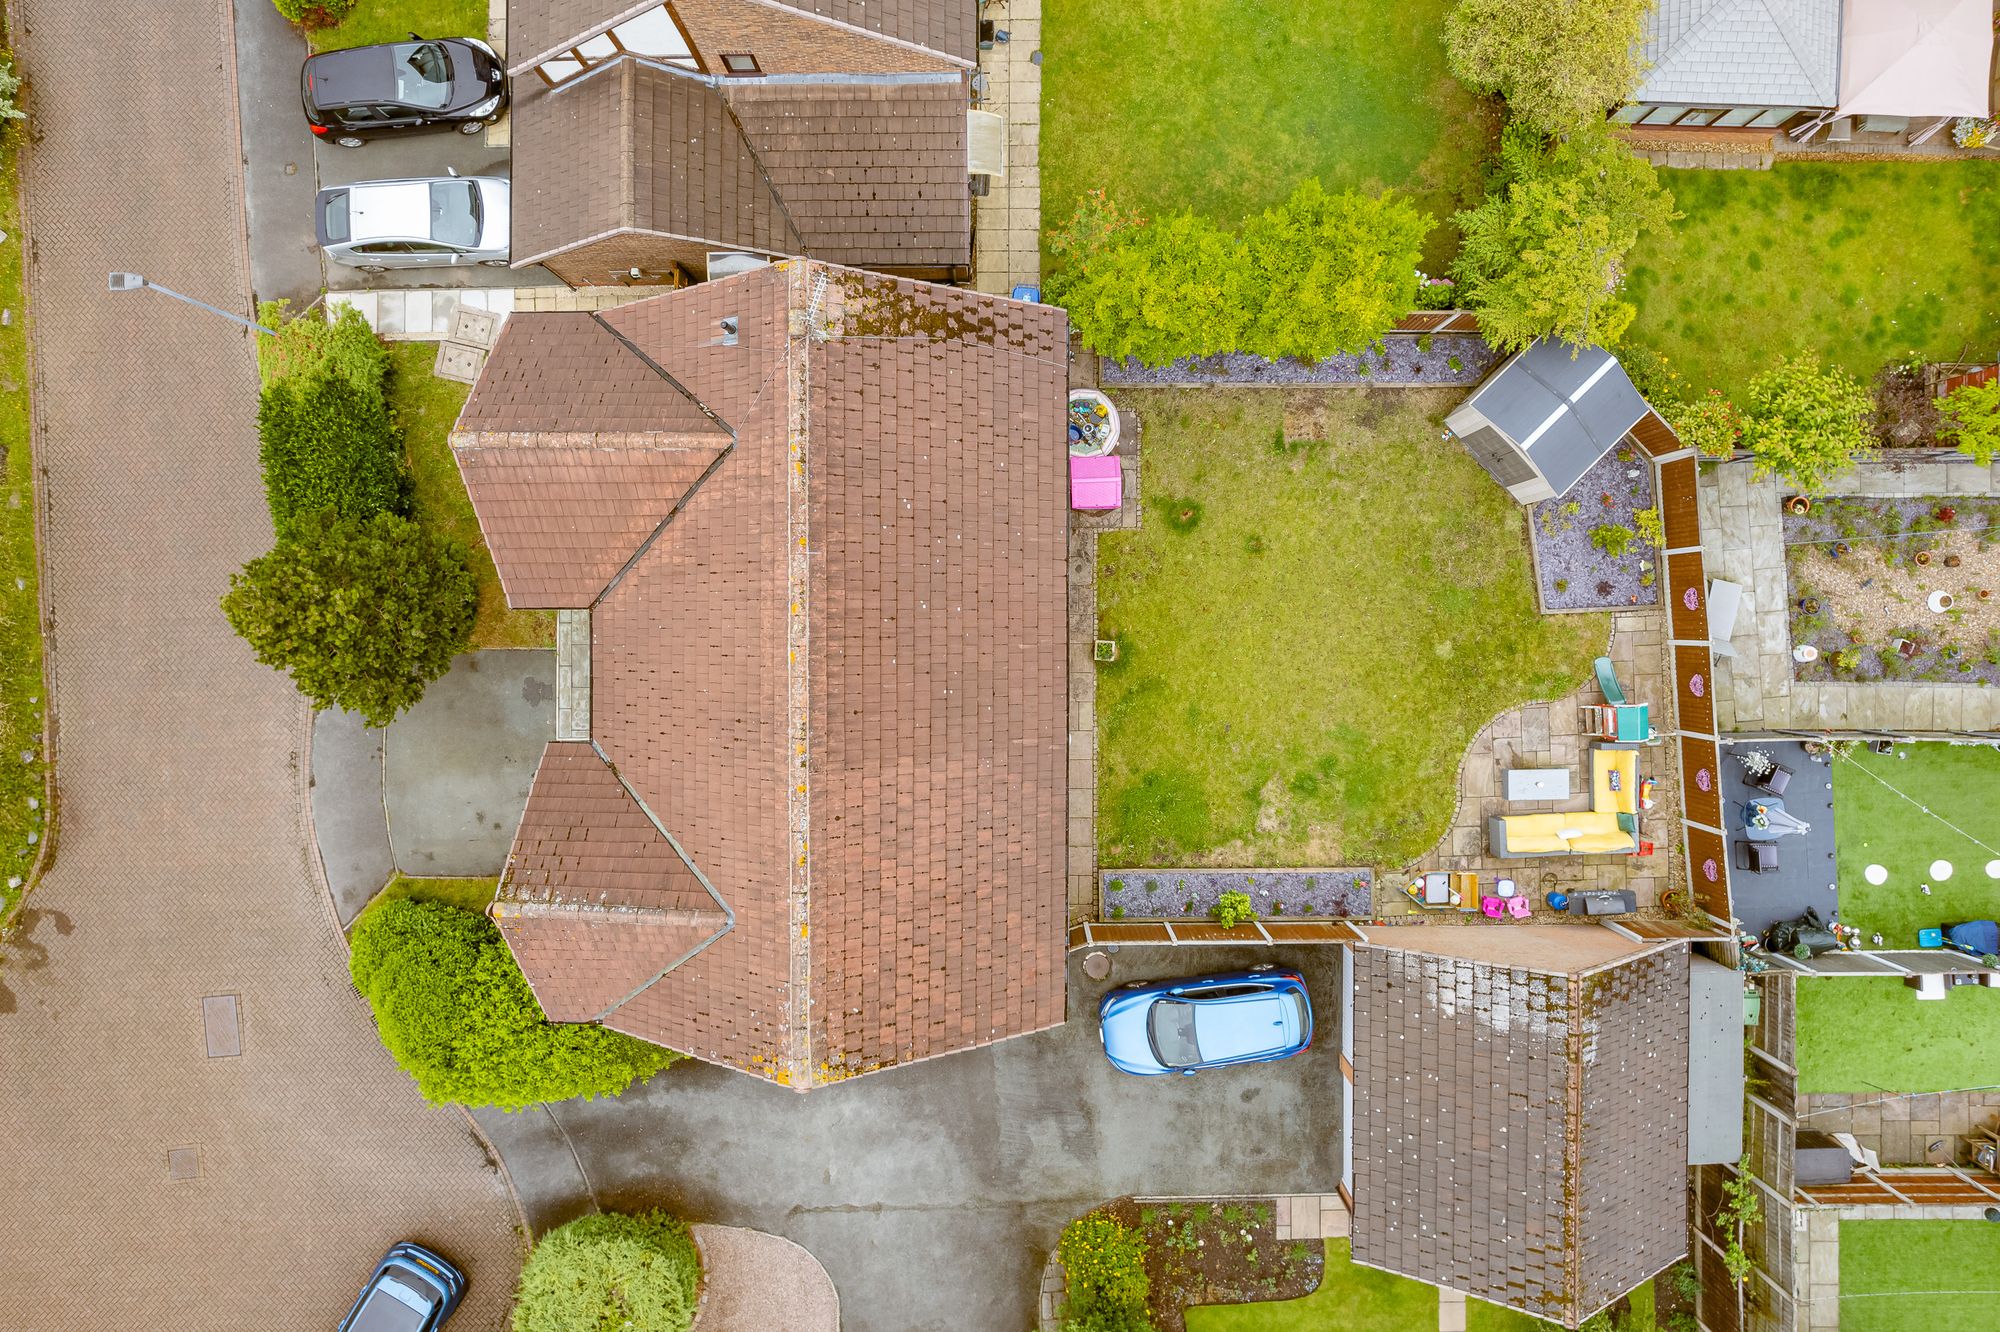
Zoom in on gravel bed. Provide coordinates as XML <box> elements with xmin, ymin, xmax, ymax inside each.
<box><xmin>1099</xmin><ymin>868</ymin><xmax>1372</xmax><ymax>920</ymax></box>
<box><xmin>1529</xmin><ymin>443</ymin><xmax>1662</xmax><ymax>611</ymax></box>
<box><xmin>1098</xmin><ymin>335</ymin><xmax>1501</xmax><ymax>388</ymax></box>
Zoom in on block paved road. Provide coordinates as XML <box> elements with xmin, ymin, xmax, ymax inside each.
<box><xmin>0</xmin><ymin>3</ymin><xmax>522</xmax><ymax>1327</ymax></box>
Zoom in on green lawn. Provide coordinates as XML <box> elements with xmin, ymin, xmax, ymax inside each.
<box><xmin>1838</xmin><ymin>1220</ymin><xmax>2000</xmax><ymax>1332</ymax></box>
<box><xmin>1831</xmin><ymin>743</ymin><xmax>2000</xmax><ymax>949</ymax></box>
<box><xmin>1625</xmin><ymin>163</ymin><xmax>2000</xmax><ymax>396</ymax></box>
<box><xmin>1096</xmin><ymin>389</ymin><xmax>1604</xmax><ymax>870</ymax></box>
<box><xmin>1042</xmin><ymin>0</ymin><xmax>1498</xmax><ymax>273</ymax></box>
<box><xmin>353</xmin><ymin>873</ymin><xmax>496</xmax><ymax>931</ymax></box>
<box><xmin>1796</xmin><ymin>978</ymin><xmax>2000</xmax><ymax>1093</ymax></box>
<box><xmin>0</xmin><ymin>116</ymin><xmax>50</xmax><ymax>927</ymax></box>
<box><xmin>1467</xmin><ymin>1279</ymin><xmax>1654</xmax><ymax>1331</ymax></box>
<box><xmin>309</xmin><ymin>0</ymin><xmax>488</xmax><ymax>52</ymax></box>
<box><xmin>1186</xmin><ymin>1238</ymin><xmax>1438</xmax><ymax>1331</ymax></box>
<box><xmin>389</xmin><ymin>343</ymin><xmax>554</xmax><ymax>650</ymax></box>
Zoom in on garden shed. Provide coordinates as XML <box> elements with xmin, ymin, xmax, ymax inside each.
<box><xmin>1444</xmin><ymin>341</ymin><xmax>1651</xmax><ymax>504</ymax></box>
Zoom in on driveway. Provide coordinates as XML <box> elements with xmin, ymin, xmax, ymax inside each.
<box><xmin>545</xmin><ymin>944</ymin><xmax>1346</xmax><ymax>1332</ymax></box>
<box><xmin>0</xmin><ymin>3</ymin><xmax>520</xmax><ymax>1326</ymax></box>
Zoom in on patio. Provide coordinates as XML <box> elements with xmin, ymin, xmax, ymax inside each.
<box><xmin>1717</xmin><ymin>740</ymin><xmax>1840</xmax><ymax>937</ymax></box>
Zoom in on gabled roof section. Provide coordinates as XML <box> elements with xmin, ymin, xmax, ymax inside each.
<box><xmin>509</xmin><ymin>0</ymin><xmax>975</xmax><ymax>72</ymax></box>
<box><xmin>451</xmin><ymin>312</ymin><xmax>730</xmax><ymax>609</ymax></box>
<box><xmin>1638</xmin><ymin>0</ymin><xmax>1842</xmax><ymax>107</ymax></box>
<box><xmin>1457</xmin><ymin>341</ymin><xmax>1651</xmax><ymax>498</ymax></box>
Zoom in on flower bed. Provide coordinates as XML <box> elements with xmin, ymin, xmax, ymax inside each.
<box><xmin>1785</xmin><ymin>496</ymin><xmax>2000</xmax><ymax>685</ymax></box>
<box><xmin>1098</xmin><ymin>335</ymin><xmax>1499</xmax><ymax>389</ymax></box>
<box><xmin>1102</xmin><ymin>1197</ymin><xmax>1324</xmax><ymax>1332</ymax></box>
<box><xmin>1099</xmin><ymin>868</ymin><xmax>1372</xmax><ymax>922</ymax></box>
<box><xmin>1528</xmin><ymin>443</ymin><xmax>1662</xmax><ymax>611</ymax></box>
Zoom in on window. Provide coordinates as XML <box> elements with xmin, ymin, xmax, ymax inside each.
<box><xmin>1746</xmin><ymin>108</ymin><xmax>1794</xmax><ymax>128</ymax></box>
<box><xmin>720</xmin><ymin>52</ymin><xmax>760</xmax><ymax>75</ymax></box>
<box><xmin>390</xmin><ymin>42</ymin><xmax>452</xmax><ymax>109</ymax></box>
<box><xmin>428</xmin><ymin>180</ymin><xmax>482</xmax><ymax>248</ymax></box>
<box><xmin>536</xmin><ymin>3</ymin><xmax>699</xmax><ymax>84</ymax></box>
<box><xmin>1676</xmin><ymin>108</ymin><xmax>1721</xmax><ymax>127</ymax></box>
<box><xmin>1147</xmin><ymin>1000</ymin><xmax>1201</xmax><ymax>1068</ymax></box>
<box><xmin>1641</xmin><ymin>105</ymin><xmax>1688</xmax><ymax>125</ymax></box>
<box><xmin>1714</xmin><ymin>108</ymin><xmax>1761</xmax><ymax>127</ymax></box>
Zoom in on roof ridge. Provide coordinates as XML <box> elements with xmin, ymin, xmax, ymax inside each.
<box><xmin>781</xmin><ymin>263</ymin><xmax>816</xmax><ymax>1089</ymax></box>
<box><xmin>492</xmin><ymin>898</ymin><xmax>727</xmax><ymax>928</ymax></box>
<box><xmin>1562</xmin><ymin>971</ymin><xmax>1586</xmax><ymax>1326</ymax></box>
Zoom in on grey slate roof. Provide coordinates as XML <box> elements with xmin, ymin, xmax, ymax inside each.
<box><xmin>1350</xmin><ymin>942</ymin><xmax>1692</xmax><ymax>1327</ymax></box>
<box><xmin>1637</xmin><ymin>0</ymin><xmax>1841</xmax><ymax>107</ymax></box>
<box><xmin>1462</xmin><ymin>342</ymin><xmax>1651</xmax><ymax>498</ymax></box>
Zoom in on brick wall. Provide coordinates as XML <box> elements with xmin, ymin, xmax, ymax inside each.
<box><xmin>675</xmin><ymin>0</ymin><xmax>960</xmax><ymax>74</ymax></box>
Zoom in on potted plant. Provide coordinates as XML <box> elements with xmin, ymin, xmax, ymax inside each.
<box><xmin>1737</xmin><ymin>749</ymin><xmax>1775</xmax><ymax>780</ymax></box>
<box><xmin>1785</xmin><ymin>495</ymin><xmax>1812</xmax><ymax>516</ymax></box>
<box><xmin>1944</xmin><ymin>554</ymin><xmax>1962</xmax><ymax>568</ymax></box>
<box><xmin>1094</xmin><ymin>639</ymin><xmax>1118</xmax><ymax>663</ymax></box>
<box><xmin>1831</xmin><ymin>541</ymin><xmax>1851</xmax><ymax>557</ymax></box>
<box><xmin>1935</xmin><ymin>504</ymin><xmax>1956</xmax><ymax>523</ymax></box>
<box><xmin>1915</xmin><ymin>549</ymin><xmax>1933</xmax><ymax>566</ymax></box>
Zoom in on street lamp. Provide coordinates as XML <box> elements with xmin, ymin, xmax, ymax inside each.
<box><xmin>107</xmin><ymin>271</ymin><xmax>275</xmax><ymax>337</ymax></box>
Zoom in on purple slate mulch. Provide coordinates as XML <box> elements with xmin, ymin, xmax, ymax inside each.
<box><xmin>1097</xmin><ymin>335</ymin><xmax>1501</xmax><ymax>388</ymax></box>
<box><xmin>1099</xmin><ymin>868</ymin><xmax>1373</xmax><ymax>921</ymax></box>
<box><xmin>1528</xmin><ymin>442</ymin><xmax>1662</xmax><ymax>612</ymax></box>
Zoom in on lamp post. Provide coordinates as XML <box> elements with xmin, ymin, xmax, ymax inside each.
<box><xmin>107</xmin><ymin>272</ymin><xmax>275</xmax><ymax>337</ymax></box>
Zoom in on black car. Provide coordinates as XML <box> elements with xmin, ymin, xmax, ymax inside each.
<box><xmin>302</xmin><ymin>37</ymin><xmax>507</xmax><ymax>147</ymax></box>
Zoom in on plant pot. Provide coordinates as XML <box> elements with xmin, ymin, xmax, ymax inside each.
<box><xmin>1915</xmin><ymin>550</ymin><xmax>1933</xmax><ymax>565</ymax></box>
<box><xmin>1944</xmin><ymin>554</ymin><xmax>1962</xmax><ymax>568</ymax></box>
<box><xmin>1981</xmin><ymin>589</ymin><xmax>1993</xmax><ymax>601</ymax></box>
<box><xmin>1892</xmin><ymin>637</ymin><xmax>1919</xmax><ymax>658</ymax></box>
<box><xmin>1929</xmin><ymin>591</ymin><xmax>1954</xmax><ymax>613</ymax></box>
<box><xmin>1832</xmin><ymin>542</ymin><xmax>1851</xmax><ymax>557</ymax></box>
<box><xmin>1094</xmin><ymin>639</ymin><xmax>1118</xmax><ymax>663</ymax></box>
<box><xmin>1785</xmin><ymin>495</ymin><xmax>1811</xmax><ymax>515</ymax></box>
<box><xmin>1798</xmin><ymin>597</ymin><xmax>1820</xmax><ymax>613</ymax></box>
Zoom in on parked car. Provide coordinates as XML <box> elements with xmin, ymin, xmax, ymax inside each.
<box><xmin>338</xmin><ymin>1241</ymin><xmax>465</xmax><ymax>1332</ymax></box>
<box><xmin>1098</xmin><ymin>967</ymin><xmax>1312</xmax><ymax>1076</ymax></box>
<box><xmin>316</xmin><ymin>174</ymin><xmax>511</xmax><ymax>271</ymax></box>
<box><xmin>302</xmin><ymin>37</ymin><xmax>507</xmax><ymax>147</ymax></box>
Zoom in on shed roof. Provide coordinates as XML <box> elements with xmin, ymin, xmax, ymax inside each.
<box><xmin>453</xmin><ymin>262</ymin><xmax>1072</xmax><ymax>1088</ymax></box>
<box><xmin>1459</xmin><ymin>342</ymin><xmax>1651</xmax><ymax>498</ymax></box>
<box><xmin>1637</xmin><ymin>0</ymin><xmax>1842</xmax><ymax>107</ymax></box>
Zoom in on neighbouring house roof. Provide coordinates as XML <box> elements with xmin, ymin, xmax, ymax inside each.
<box><xmin>509</xmin><ymin>0</ymin><xmax>977</xmax><ymax>72</ymax></box>
<box><xmin>1451</xmin><ymin>341</ymin><xmax>1651</xmax><ymax>499</ymax></box>
<box><xmin>1636</xmin><ymin>0</ymin><xmax>1842</xmax><ymax>108</ymax></box>
<box><xmin>1349</xmin><ymin>932</ymin><xmax>1691</xmax><ymax>1327</ymax></box>
<box><xmin>510</xmin><ymin>58</ymin><xmax>971</xmax><ymax>273</ymax></box>
<box><xmin>452</xmin><ymin>262</ymin><xmax>1072</xmax><ymax>1088</ymax></box>
<box><xmin>1836</xmin><ymin>0</ymin><xmax>1994</xmax><ymax>120</ymax></box>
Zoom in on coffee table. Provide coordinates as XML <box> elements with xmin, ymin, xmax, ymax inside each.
<box><xmin>1506</xmin><ymin>767</ymin><xmax>1571</xmax><ymax>801</ymax></box>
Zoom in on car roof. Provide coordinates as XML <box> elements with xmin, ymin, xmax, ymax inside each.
<box><xmin>1188</xmin><ymin>990</ymin><xmax>1293</xmax><ymax>1062</ymax></box>
<box><xmin>304</xmin><ymin>44</ymin><xmax>401</xmax><ymax>109</ymax></box>
<box><xmin>341</xmin><ymin>179</ymin><xmax>444</xmax><ymax>243</ymax></box>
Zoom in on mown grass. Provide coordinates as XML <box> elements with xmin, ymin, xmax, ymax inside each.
<box><xmin>389</xmin><ymin>342</ymin><xmax>553</xmax><ymax>649</ymax></box>
<box><xmin>1796</xmin><ymin>978</ymin><xmax>2000</xmax><ymax>1094</ymax></box>
<box><xmin>1095</xmin><ymin>389</ymin><xmax>1605</xmax><ymax>870</ymax></box>
<box><xmin>352</xmin><ymin>873</ymin><xmax>496</xmax><ymax>933</ymax></box>
<box><xmin>1838</xmin><ymin>1220</ymin><xmax>2000</xmax><ymax>1332</ymax></box>
<box><xmin>1185</xmin><ymin>1238</ymin><xmax>1437</xmax><ymax>1331</ymax></box>
<box><xmin>1042</xmin><ymin>0</ymin><xmax>1499</xmax><ymax>274</ymax></box>
<box><xmin>309</xmin><ymin>0</ymin><xmax>488</xmax><ymax>52</ymax></box>
<box><xmin>0</xmin><ymin>118</ymin><xmax>51</xmax><ymax>927</ymax></box>
<box><xmin>1625</xmin><ymin>163</ymin><xmax>2000</xmax><ymax>396</ymax></box>
<box><xmin>1830</xmin><ymin>742</ymin><xmax>2000</xmax><ymax>949</ymax></box>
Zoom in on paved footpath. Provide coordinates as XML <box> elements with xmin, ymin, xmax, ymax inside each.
<box><xmin>0</xmin><ymin>4</ymin><xmax>520</xmax><ymax>1327</ymax></box>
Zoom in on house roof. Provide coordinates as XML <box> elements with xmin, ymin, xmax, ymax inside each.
<box><xmin>1636</xmin><ymin>0</ymin><xmax>1842</xmax><ymax>107</ymax></box>
<box><xmin>510</xmin><ymin>58</ymin><xmax>970</xmax><ymax>272</ymax></box>
<box><xmin>452</xmin><ymin>262</ymin><xmax>1072</xmax><ymax>1088</ymax></box>
<box><xmin>1349</xmin><ymin>933</ymin><xmax>1691</xmax><ymax>1327</ymax></box>
<box><xmin>1456</xmin><ymin>342</ymin><xmax>1651</xmax><ymax>498</ymax></box>
<box><xmin>509</xmin><ymin>0</ymin><xmax>977</xmax><ymax>72</ymax></box>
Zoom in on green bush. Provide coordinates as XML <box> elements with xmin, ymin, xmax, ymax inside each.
<box><xmin>1590</xmin><ymin>523</ymin><xmax>1635</xmax><ymax>558</ymax></box>
<box><xmin>1740</xmin><ymin>355</ymin><xmax>1876</xmax><ymax>494</ymax></box>
<box><xmin>511</xmin><ymin>1211</ymin><xmax>700</xmax><ymax>1332</ymax></box>
<box><xmin>1444</xmin><ymin>0</ymin><xmax>1652</xmax><ymax>136</ymax></box>
<box><xmin>0</xmin><ymin>55</ymin><xmax>26</xmax><ymax>124</ymax></box>
<box><xmin>1671</xmin><ymin>389</ymin><xmax>1743</xmax><ymax>459</ymax></box>
<box><xmin>1936</xmin><ymin>378</ymin><xmax>2000</xmax><ymax>465</ymax></box>
<box><xmin>258</xmin><ymin>374</ymin><xmax>409</xmax><ymax>540</ymax></box>
<box><xmin>272</xmin><ymin>0</ymin><xmax>358</xmax><ymax>29</ymax></box>
<box><xmin>222</xmin><ymin>511</ymin><xmax>476</xmax><ymax>727</ymax></box>
<box><xmin>349</xmin><ymin>898</ymin><xmax>679</xmax><ymax>1110</ymax></box>
<box><xmin>1058</xmin><ymin>1213</ymin><xmax>1150</xmax><ymax>1330</ymax></box>
<box><xmin>1210</xmin><ymin>890</ymin><xmax>1259</xmax><ymax>928</ymax></box>
<box><xmin>1238</xmin><ymin>180</ymin><xmax>1429</xmax><ymax>362</ymax></box>
<box><xmin>257</xmin><ymin>301</ymin><xmax>390</xmax><ymax>400</ymax></box>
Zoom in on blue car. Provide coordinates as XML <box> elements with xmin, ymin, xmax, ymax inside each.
<box><xmin>1098</xmin><ymin>968</ymin><xmax>1312</xmax><ymax>1076</ymax></box>
<box><xmin>339</xmin><ymin>1242</ymin><xmax>466</xmax><ymax>1332</ymax></box>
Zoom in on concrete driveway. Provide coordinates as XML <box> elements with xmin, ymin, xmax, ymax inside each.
<box><xmin>544</xmin><ymin>944</ymin><xmax>1346</xmax><ymax>1332</ymax></box>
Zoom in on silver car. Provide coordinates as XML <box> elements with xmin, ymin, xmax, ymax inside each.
<box><xmin>315</xmin><ymin>172</ymin><xmax>510</xmax><ymax>271</ymax></box>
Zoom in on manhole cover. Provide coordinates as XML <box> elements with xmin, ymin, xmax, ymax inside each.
<box><xmin>201</xmin><ymin>994</ymin><xmax>242</xmax><ymax>1058</ymax></box>
<box><xmin>1083</xmin><ymin>951</ymin><xmax>1112</xmax><ymax>981</ymax></box>
<box><xmin>166</xmin><ymin>1146</ymin><xmax>200</xmax><ymax>1181</ymax></box>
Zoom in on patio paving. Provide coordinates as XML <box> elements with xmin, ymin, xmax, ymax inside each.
<box><xmin>1716</xmin><ymin>741</ymin><xmax>1839</xmax><ymax>937</ymax></box>
<box><xmin>1799</xmin><ymin>1090</ymin><xmax>2000</xmax><ymax>1168</ymax></box>
<box><xmin>1697</xmin><ymin>458</ymin><xmax>2000</xmax><ymax>736</ymax></box>
<box><xmin>970</xmin><ymin>0</ymin><xmax>1042</xmax><ymax>297</ymax></box>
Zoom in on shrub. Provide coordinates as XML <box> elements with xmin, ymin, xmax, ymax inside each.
<box><xmin>1210</xmin><ymin>890</ymin><xmax>1258</xmax><ymax>928</ymax></box>
<box><xmin>258</xmin><ymin>375</ymin><xmax>409</xmax><ymax>539</ymax></box>
<box><xmin>511</xmin><ymin>1211</ymin><xmax>700</xmax><ymax>1332</ymax></box>
<box><xmin>222</xmin><ymin>510</ymin><xmax>477</xmax><ymax>727</ymax></box>
<box><xmin>272</xmin><ymin>0</ymin><xmax>358</xmax><ymax>28</ymax></box>
<box><xmin>0</xmin><ymin>55</ymin><xmax>25</xmax><ymax>124</ymax></box>
<box><xmin>1453</xmin><ymin>122</ymin><xmax>1676</xmax><ymax>352</ymax></box>
<box><xmin>1672</xmin><ymin>390</ymin><xmax>1743</xmax><ymax>459</ymax></box>
<box><xmin>1633</xmin><ymin>507</ymin><xmax>1664</xmax><ymax>548</ymax></box>
<box><xmin>257</xmin><ymin>301</ymin><xmax>390</xmax><ymax>400</ymax></box>
<box><xmin>349</xmin><ymin>898</ymin><xmax>679</xmax><ymax>1109</ymax></box>
<box><xmin>1740</xmin><ymin>355</ymin><xmax>1876</xmax><ymax>494</ymax></box>
<box><xmin>1936</xmin><ymin>378</ymin><xmax>2000</xmax><ymax>466</ymax></box>
<box><xmin>1238</xmin><ymin>180</ymin><xmax>1429</xmax><ymax>362</ymax></box>
<box><xmin>1444</xmin><ymin>0</ymin><xmax>1653</xmax><ymax>136</ymax></box>
<box><xmin>1058</xmin><ymin>1213</ymin><xmax>1150</xmax><ymax>1330</ymax></box>
<box><xmin>1590</xmin><ymin>524</ymin><xmax>1635</xmax><ymax>558</ymax></box>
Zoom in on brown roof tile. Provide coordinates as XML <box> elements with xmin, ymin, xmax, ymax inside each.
<box><xmin>494</xmin><ymin>907</ymin><xmax>723</xmax><ymax>1021</ymax></box>
<box><xmin>508</xmin><ymin>0</ymin><xmax>975</xmax><ymax>71</ymax></box>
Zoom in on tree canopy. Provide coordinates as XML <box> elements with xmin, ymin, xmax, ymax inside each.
<box><xmin>1444</xmin><ymin>0</ymin><xmax>1655</xmax><ymax>137</ymax></box>
<box><xmin>510</xmin><ymin>1211</ymin><xmax>701</xmax><ymax>1332</ymax></box>
<box><xmin>1936</xmin><ymin>378</ymin><xmax>2000</xmax><ymax>466</ymax></box>
<box><xmin>1740</xmin><ymin>355</ymin><xmax>1877</xmax><ymax>494</ymax></box>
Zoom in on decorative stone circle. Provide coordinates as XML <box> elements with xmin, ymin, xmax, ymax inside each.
<box><xmin>1864</xmin><ymin>864</ymin><xmax>1889</xmax><ymax>885</ymax></box>
<box><xmin>1703</xmin><ymin>858</ymin><xmax>1718</xmax><ymax>882</ymax></box>
<box><xmin>1930</xmin><ymin>860</ymin><xmax>1954</xmax><ymax>881</ymax></box>
<box><xmin>1695</xmin><ymin>768</ymin><xmax>1712</xmax><ymax>793</ymax></box>
<box><xmin>1986</xmin><ymin>860</ymin><xmax>2000</xmax><ymax>879</ymax></box>
<box><xmin>1689</xmin><ymin>674</ymin><xmax>1705</xmax><ymax>697</ymax></box>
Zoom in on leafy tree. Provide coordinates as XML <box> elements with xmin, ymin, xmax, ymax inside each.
<box><xmin>511</xmin><ymin>1211</ymin><xmax>701</xmax><ymax>1332</ymax></box>
<box><xmin>1739</xmin><ymin>356</ymin><xmax>1876</xmax><ymax>494</ymax></box>
<box><xmin>257</xmin><ymin>301</ymin><xmax>390</xmax><ymax>401</ymax></box>
<box><xmin>1453</xmin><ymin>123</ymin><xmax>1675</xmax><ymax>353</ymax></box>
<box><xmin>222</xmin><ymin>511</ymin><xmax>476</xmax><ymax>727</ymax></box>
<box><xmin>349</xmin><ymin>899</ymin><xmax>679</xmax><ymax>1111</ymax></box>
<box><xmin>1444</xmin><ymin>0</ymin><xmax>1654</xmax><ymax>136</ymax></box>
<box><xmin>1936</xmin><ymin>378</ymin><xmax>2000</xmax><ymax>465</ymax></box>
<box><xmin>1048</xmin><ymin>208</ymin><xmax>1251</xmax><ymax>365</ymax></box>
<box><xmin>258</xmin><ymin>374</ymin><xmax>409</xmax><ymax>540</ymax></box>
<box><xmin>1240</xmin><ymin>180</ymin><xmax>1429</xmax><ymax>362</ymax></box>
<box><xmin>1671</xmin><ymin>389</ymin><xmax>1743</xmax><ymax>459</ymax></box>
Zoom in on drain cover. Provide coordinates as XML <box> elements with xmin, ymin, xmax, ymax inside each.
<box><xmin>201</xmin><ymin>994</ymin><xmax>241</xmax><ymax>1058</ymax></box>
<box><xmin>166</xmin><ymin>1147</ymin><xmax>200</xmax><ymax>1181</ymax></box>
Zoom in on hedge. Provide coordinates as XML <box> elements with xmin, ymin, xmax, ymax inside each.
<box><xmin>511</xmin><ymin>1211</ymin><xmax>702</xmax><ymax>1332</ymax></box>
<box><xmin>257</xmin><ymin>374</ymin><xmax>409</xmax><ymax>540</ymax></box>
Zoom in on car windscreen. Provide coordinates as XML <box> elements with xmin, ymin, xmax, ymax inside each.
<box><xmin>429</xmin><ymin>181</ymin><xmax>481</xmax><ymax>248</ymax></box>
<box><xmin>1147</xmin><ymin>999</ymin><xmax>1200</xmax><ymax>1068</ymax></box>
<box><xmin>348</xmin><ymin>1285</ymin><xmax>429</xmax><ymax>1332</ymax></box>
<box><xmin>392</xmin><ymin>42</ymin><xmax>452</xmax><ymax>109</ymax></box>
<box><xmin>320</xmin><ymin>191</ymin><xmax>350</xmax><ymax>243</ymax></box>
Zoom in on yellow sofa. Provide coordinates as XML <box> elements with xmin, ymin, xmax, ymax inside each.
<box><xmin>1488</xmin><ymin>746</ymin><xmax>1638</xmax><ymax>858</ymax></box>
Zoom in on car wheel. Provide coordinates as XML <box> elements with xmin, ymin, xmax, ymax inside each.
<box><xmin>459</xmin><ymin>120</ymin><xmax>485</xmax><ymax>134</ymax></box>
<box><xmin>357</xmin><ymin>264</ymin><xmax>388</xmax><ymax>274</ymax></box>
<box><xmin>333</xmin><ymin>135</ymin><xmax>366</xmax><ymax>149</ymax></box>
<box><xmin>478</xmin><ymin>259</ymin><xmax>511</xmax><ymax>268</ymax></box>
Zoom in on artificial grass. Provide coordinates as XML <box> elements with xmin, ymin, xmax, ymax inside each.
<box><xmin>308</xmin><ymin>0</ymin><xmax>488</xmax><ymax>52</ymax></box>
<box><xmin>1830</xmin><ymin>743</ymin><xmax>2000</xmax><ymax>949</ymax></box>
<box><xmin>0</xmin><ymin>120</ymin><xmax>50</xmax><ymax>927</ymax></box>
<box><xmin>1625</xmin><ymin>163</ymin><xmax>2000</xmax><ymax>397</ymax></box>
<box><xmin>390</xmin><ymin>343</ymin><xmax>554</xmax><ymax>650</ymax></box>
<box><xmin>1042</xmin><ymin>0</ymin><xmax>1499</xmax><ymax>274</ymax></box>
<box><xmin>1795</xmin><ymin>977</ymin><xmax>2000</xmax><ymax>1094</ymax></box>
<box><xmin>1185</xmin><ymin>1238</ymin><xmax>1438</xmax><ymax>1332</ymax></box>
<box><xmin>1095</xmin><ymin>389</ymin><xmax>1605</xmax><ymax>870</ymax></box>
<box><xmin>1837</xmin><ymin>1220</ymin><xmax>2000</xmax><ymax>1332</ymax></box>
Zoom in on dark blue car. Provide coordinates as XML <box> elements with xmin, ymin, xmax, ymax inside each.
<box><xmin>1098</xmin><ymin>968</ymin><xmax>1312</xmax><ymax>1076</ymax></box>
<box><xmin>338</xmin><ymin>1242</ymin><xmax>466</xmax><ymax>1332</ymax></box>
